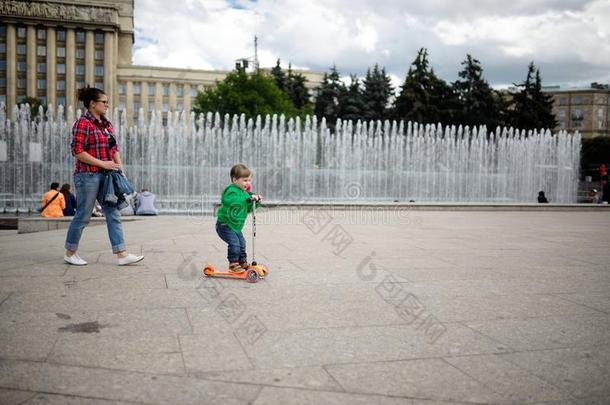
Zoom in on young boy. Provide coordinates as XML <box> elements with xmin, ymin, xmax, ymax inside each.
<box><xmin>216</xmin><ymin>164</ymin><xmax>262</xmax><ymax>273</ymax></box>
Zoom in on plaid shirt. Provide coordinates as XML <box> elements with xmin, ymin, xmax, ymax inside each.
<box><xmin>71</xmin><ymin>111</ymin><xmax>119</xmax><ymax>174</ymax></box>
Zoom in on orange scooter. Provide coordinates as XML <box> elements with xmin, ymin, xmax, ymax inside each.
<box><xmin>203</xmin><ymin>198</ymin><xmax>269</xmax><ymax>283</ymax></box>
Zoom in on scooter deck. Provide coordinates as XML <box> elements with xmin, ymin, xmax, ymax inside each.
<box><xmin>203</xmin><ymin>263</ymin><xmax>268</xmax><ymax>283</ymax></box>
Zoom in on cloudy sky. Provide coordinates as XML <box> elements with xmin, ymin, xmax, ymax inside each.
<box><xmin>133</xmin><ymin>0</ymin><xmax>610</xmax><ymax>89</ymax></box>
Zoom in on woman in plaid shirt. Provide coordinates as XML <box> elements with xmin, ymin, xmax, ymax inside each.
<box><xmin>64</xmin><ymin>87</ymin><xmax>144</xmax><ymax>266</ymax></box>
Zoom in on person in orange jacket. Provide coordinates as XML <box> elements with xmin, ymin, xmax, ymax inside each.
<box><xmin>40</xmin><ymin>182</ymin><xmax>65</xmax><ymax>218</ymax></box>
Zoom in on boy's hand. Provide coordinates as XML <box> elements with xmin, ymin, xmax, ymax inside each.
<box><xmin>252</xmin><ymin>194</ymin><xmax>262</xmax><ymax>202</ymax></box>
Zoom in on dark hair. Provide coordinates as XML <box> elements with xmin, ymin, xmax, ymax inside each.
<box><xmin>59</xmin><ymin>183</ymin><xmax>71</xmax><ymax>196</ymax></box>
<box><xmin>230</xmin><ymin>164</ymin><xmax>251</xmax><ymax>180</ymax></box>
<box><xmin>50</xmin><ymin>182</ymin><xmax>60</xmax><ymax>190</ymax></box>
<box><xmin>77</xmin><ymin>86</ymin><xmax>106</xmax><ymax>110</ymax></box>
<box><xmin>538</xmin><ymin>191</ymin><xmax>546</xmax><ymax>196</ymax></box>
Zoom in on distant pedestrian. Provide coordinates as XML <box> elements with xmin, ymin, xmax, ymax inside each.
<box><xmin>60</xmin><ymin>183</ymin><xmax>77</xmax><ymax>216</ymax></box>
<box><xmin>40</xmin><ymin>182</ymin><xmax>65</xmax><ymax>218</ymax></box>
<box><xmin>537</xmin><ymin>191</ymin><xmax>549</xmax><ymax>203</ymax></box>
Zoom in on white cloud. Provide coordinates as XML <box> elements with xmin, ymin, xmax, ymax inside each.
<box><xmin>133</xmin><ymin>0</ymin><xmax>610</xmax><ymax>87</ymax></box>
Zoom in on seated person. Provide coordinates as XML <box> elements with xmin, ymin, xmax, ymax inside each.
<box><xmin>136</xmin><ymin>189</ymin><xmax>158</xmax><ymax>215</ymax></box>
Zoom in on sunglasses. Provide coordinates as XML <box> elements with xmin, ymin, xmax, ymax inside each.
<box><xmin>96</xmin><ymin>100</ymin><xmax>109</xmax><ymax>105</ymax></box>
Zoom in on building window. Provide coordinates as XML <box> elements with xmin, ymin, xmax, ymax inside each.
<box><xmin>0</xmin><ymin>78</ymin><xmax>5</xmax><ymax>87</ymax></box>
<box><xmin>57</xmin><ymin>80</ymin><xmax>65</xmax><ymax>90</ymax></box>
<box><xmin>191</xmin><ymin>87</ymin><xmax>198</xmax><ymax>97</ymax></box>
<box><xmin>557</xmin><ymin>109</ymin><xmax>566</xmax><ymax>118</ymax></box>
<box><xmin>17</xmin><ymin>62</ymin><xmax>26</xmax><ymax>72</ymax></box>
<box><xmin>75</xmin><ymin>64</ymin><xmax>85</xmax><ymax>75</ymax></box>
<box><xmin>558</xmin><ymin>97</ymin><xmax>567</xmax><ymax>106</ymax></box>
<box><xmin>134</xmin><ymin>101</ymin><xmax>141</xmax><ymax>112</ymax></box>
<box><xmin>57</xmin><ymin>29</ymin><xmax>66</xmax><ymax>41</ymax></box>
<box><xmin>38</xmin><ymin>96</ymin><xmax>46</xmax><ymax>105</ymax></box>
<box><xmin>149</xmin><ymin>85</ymin><xmax>156</xmax><ymax>96</ymax></box>
<box><xmin>559</xmin><ymin>121</ymin><xmax>566</xmax><ymax>130</ymax></box>
<box><xmin>118</xmin><ymin>83</ymin><xmax>125</xmax><ymax>95</ymax></box>
<box><xmin>76</xmin><ymin>80</ymin><xmax>85</xmax><ymax>89</ymax></box>
<box><xmin>17</xmin><ymin>27</ymin><xmax>26</xmax><ymax>38</ymax></box>
<box><xmin>118</xmin><ymin>101</ymin><xmax>126</xmax><ymax>111</ymax></box>
<box><xmin>17</xmin><ymin>79</ymin><xmax>26</xmax><ymax>89</ymax></box>
<box><xmin>37</xmin><ymin>79</ymin><xmax>46</xmax><ymax>90</ymax></box>
<box><xmin>57</xmin><ymin>97</ymin><xmax>66</xmax><ymax>106</ymax></box>
<box><xmin>133</xmin><ymin>83</ymin><xmax>141</xmax><ymax>95</ymax></box>
<box><xmin>37</xmin><ymin>46</ymin><xmax>46</xmax><ymax>56</ymax></box>
<box><xmin>95</xmin><ymin>50</ymin><xmax>104</xmax><ymax>60</ymax></box>
<box><xmin>177</xmin><ymin>102</ymin><xmax>184</xmax><ymax>111</ymax></box>
<box><xmin>95</xmin><ymin>32</ymin><xmax>104</xmax><ymax>44</ymax></box>
<box><xmin>162</xmin><ymin>102</ymin><xmax>168</xmax><ymax>112</ymax></box>
<box><xmin>95</xmin><ymin>66</ymin><xmax>104</xmax><ymax>76</ymax></box>
<box><xmin>17</xmin><ymin>44</ymin><xmax>26</xmax><ymax>54</ymax></box>
<box><xmin>76</xmin><ymin>49</ymin><xmax>85</xmax><ymax>59</ymax></box>
<box><xmin>163</xmin><ymin>84</ymin><xmax>169</xmax><ymax>96</ymax></box>
<box><xmin>0</xmin><ymin>61</ymin><xmax>5</xmax><ymax>70</ymax></box>
<box><xmin>57</xmin><ymin>64</ymin><xmax>65</xmax><ymax>74</ymax></box>
<box><xmin>37</xmin><ymin>63</ymin><xmax>46</xmax><ymax>73</ymax></box>
<box><xmin>37</xmin><ymin>28</ymin><xmax>46</xmax><ymax>40</ymax></box>
<box><xmin>57</xmin><ymin>47</ymin><xmax>66</xmax><ymax>57</ymax></box>
<box><xmin>0</xmin><ymin>43</ymin><xmax>5</xmax><ymax>53</ymax></box>
<box><xmin>176</xmin><ymin>85</ymin><xmax>183</xmax><ymax>97</ymax></box>
<box><xmin>95</xmin><ymin>81</ymin><xmax>104</xmax><ymax>89</ymax></box>
<box><xmin>76</xmin><ymin>31</ymin><xmax>85</xmax><ymax>43</ymax></box>
<box><xmin>573</xmin><ymin>96</ymin><xmax>582</xmax><ymax>105</ymax></box>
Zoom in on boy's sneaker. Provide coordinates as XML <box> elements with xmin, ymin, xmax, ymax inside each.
<box><xmin>118</xmin><ymin>254</ymin><xmax>144</xmax><ymax>266</ymax></box>
<box><xmin>64</xmin><ymin>254</ymin><xmax>87</xmax><ymax>266</ymax></box>
<box><xmin>229</xmin><ymin>262</ymin><xmax>245</xmax><ymax>273</ymax></box>
<box><xmin>239</xmin><ymin>261</ymin><xmax>251</xmax><ymax>271</ymax></box>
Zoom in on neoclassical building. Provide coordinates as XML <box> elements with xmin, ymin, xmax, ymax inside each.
<box><xmin>0</xmin><ymin>0</ymin><xmax>324</xmax><ymax>124</ymax></box>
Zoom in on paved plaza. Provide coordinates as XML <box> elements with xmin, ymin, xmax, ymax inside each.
<box><xmin>0</xmin><ymin>209</ymin><xmax>609</xmax><ymax>404</ymax></box>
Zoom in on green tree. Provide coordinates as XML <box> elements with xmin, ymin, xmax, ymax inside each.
<box><xmin>362</xmin><ymin>64</ymin><xmax>393</xmax><ymax>122</ymax></box>
<box><xmin>285</xmin><ymin>64</ymin><xmax>312</xmax><ymax>112</ymax></box>
<box><xmin>314</xmin><ymin>65</ymin><xmax>343</xmax><ymax>126</ymax></box>
<box><xmin>453</xmin><ymin>54</ymin><xmax>502</xmax><ymax>129</ymax></box>
<box><xmin>510</xmin><ymin>62</ymin><xmax>556</xmax><ymax>130</ymax></box>
<box><xmin>192</xmin><ymin>66</ymin><xmax>297</xmax><ymax>120</ymax></box>
<box><xmin>270</xmin><ymin>59</ymin><xmax>287</xmax><ymax>92</ymax></box>
<box><xmin>393</xmin><ymin>48</ymin><xmax>456</xmax><ymax>124</ymax></box>
<box><xmin>338</xmin><ymin>75</ymin><xmax>366</xmax><ymax>122</ymax></box>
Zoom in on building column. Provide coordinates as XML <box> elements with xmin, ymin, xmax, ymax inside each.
<box><xmin>141</xmin><ymin>81</ymin><xmax>148</xmax><ymax>121</ymax></box>
<box><xmin>103</xmin><ymin>31</ymin><xmax>115</xmax><ymax>103</ymax></box>
<box><xmin>6</xmin><ymin>24</ymin><xmax>17</xmax><ymax>107</ymax></box>
<box><xmin>125</xmin><ymin>80</ymin><xmax>133</xmax><ymax>126</ymax></box>
<box><xmin>26</xmin><ymin>25</ymin><xmax>36</xmax><ymax>98</ymax></box>
<box><xmin>85</xmin><ymin>30</ymin><xmax>94</xmax><ymax>86</ymax></box>
<box><xmin>46</xmin><ymin>26</ymin><xmax>56</xmax><ymax>107</ymax></box>
<box><xmin>155</xmin><ymin>82</ymin><xmax>162</xmax><ymax>112</ymax></box>
<box><xmin>183</xmin><ymin>83</ymin><xmax>191</xmax><ymax>121</ymax></box>
<box><xmin>65</xmin><ymin>28</ymin><xmax>75</xmax><ymax>109</ymax></box>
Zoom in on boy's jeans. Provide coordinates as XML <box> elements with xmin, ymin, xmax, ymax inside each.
<box><xmin>216</xmin><ymin>221</ymin><xmax>246</xmax><ymax>263</ymax></box>
<box><xmin>65</xmin><ymin>172</ymin><xmax>126</xmax><ymax>254</ymax></box>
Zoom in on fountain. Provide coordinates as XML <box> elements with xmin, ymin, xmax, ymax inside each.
<box><xmin>0</xmin><ymin>103</ymin><xmax>581</xmax><ymax>213</ymax></box>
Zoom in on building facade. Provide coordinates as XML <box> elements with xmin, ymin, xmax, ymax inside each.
<box><xmin>1</xmin><ymin>0</ymin><xmax>324</xmax><ymax>124</ymax></box>
<box><xmin>543</xmin><ymin>86</ymin><xmax>610</xmax><ymax>138</ymax></box>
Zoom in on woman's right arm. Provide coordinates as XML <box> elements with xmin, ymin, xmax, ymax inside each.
<box><xmin>74</xmin><ymin>151</ymin><xmax>120</xmax><ymax>171</ymax></box>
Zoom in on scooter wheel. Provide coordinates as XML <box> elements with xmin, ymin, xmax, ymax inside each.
<box><xmin>246</xmin><ymin>269</ymin><xmax>259</xmax><ymax>283</ymax></box>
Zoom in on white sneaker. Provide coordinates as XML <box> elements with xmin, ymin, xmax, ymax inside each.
<box><xmin>118</xmin><ymin>254</ymin><xmax>144</xmax><ymax>266</ymax></box>
<box><xmin>64</xmin><ymin>254</ymin><xmax>87</xmax><ymax>266</ymax></box>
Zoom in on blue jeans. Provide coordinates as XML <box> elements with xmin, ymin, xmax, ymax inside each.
<box><xmin>216</xmin><ymin>221</ymin><xmax>246</xmax><ymax>263</ymax></box>
<box><xmin>65</xmin><ymin>172</ymin><xmax>126</xmax><ymax>254</ymax></box>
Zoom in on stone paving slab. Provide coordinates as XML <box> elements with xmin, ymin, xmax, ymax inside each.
<box><xmin>0</xmin><ymin>210</ymin><xmax>609</xmax><ymax>404</ymax></box>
